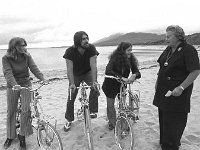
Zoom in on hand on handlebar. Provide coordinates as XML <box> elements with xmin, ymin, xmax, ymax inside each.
<box><xmin>92</xmin><ymin>81</ymin><xmax>99</xmax><ymax>91</ymax></box>
<box><xmin>122</xmin><ymin>77</ymin><xmax>136</xmax><ymax>84</ymax></box>
<box><xmin>69</xmin><ymin>84</ymin><xmax>76</xmax><ymax>93</ymax></box>
<box><xmin>121</xmin><ymin>77</ymin><xmax>129</xmax><ymax>83</ymax></box>
<box><xmin>40</xmin><ymin>80</ymin><xmax>49</xmax><ymax>85</ymax></box>
<box><xmin>12</xmin><ymin>85</ymin><xmax>22</xmax><ymax>90</ymax></box>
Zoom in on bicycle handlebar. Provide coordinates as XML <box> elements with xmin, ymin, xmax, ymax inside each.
<box><xmin>76</xmin><ymin>85</ymin><xmax>91</xmax><ymax>89</ymax></box>
<box><xmin>12</xmin><ymin>81</ymin><xmax>48</xmax><ymax>91</ymax></box>
<box><xmin>68</xmin><ymin>81</ymin><xmax>101</xmax><ymax>101</ymax></box>
<box><xmin>105</xmin><ymin>75</ymin><xmax>140</xmax><ymax>84</ymax></box>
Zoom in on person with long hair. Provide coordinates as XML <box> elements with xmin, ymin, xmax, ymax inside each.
<box><xmin>102</xmin><ymin>42</ymin><xmax>141</xmax><ymax>130</ymax></box>
<box><xmin>153</xmin><ymin>25</ymin><xmax>200</xmax><ymax>150</ymax></box>
<box><xmin>2</xmin><ymin>37</ymin><xmax>46</xmax><ymax>149</ymax></box>
<box><xmin>63</xmin><ymin>31</ymin><xmax>99</xmax><ymax>132</ymax></box>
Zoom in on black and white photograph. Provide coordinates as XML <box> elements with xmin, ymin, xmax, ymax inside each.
<box><xmin>0</xmin><ymin>0</ymin><xmax>200</xmax><ymax>150</ymax></box>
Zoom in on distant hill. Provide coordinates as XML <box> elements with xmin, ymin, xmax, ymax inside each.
<box><xmin>186</xmin><ymin>33</ymin><xmax>200</xmax><ymax>45</ymax></box>
<box><xmin>146</xmin><ymin>33</ymin><xmax>200</xmax><ymax>45</ymax></box>
<box><xmin>93</xmin><ymin>32</ymin><xmax>200</xmax><ymax>46</ymax></box>
<box><xmin>93</xmin><ymin>32</ymin><xmax>165</xmax><ymax>46</ymax></box>
<box><xmin>93</xmin><ymin>33</ymin><xmax>124</xmax><ymax>44</ymax></box>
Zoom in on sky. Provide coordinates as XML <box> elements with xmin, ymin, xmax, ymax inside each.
<box><xmin>0</xmin><ymin>0</ymin><xmax>200</xmax><ymax>47</ymax></box>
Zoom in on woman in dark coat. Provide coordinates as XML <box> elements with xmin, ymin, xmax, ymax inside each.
<box><xmin>102</xmin><ymin>42</ymin><xmax>141</xmax><ymax>130</ymax></box>
<box><xmin>153</xmin><ymin>25</ymin><xmax>200</xmax><ymax>150</ymax></box>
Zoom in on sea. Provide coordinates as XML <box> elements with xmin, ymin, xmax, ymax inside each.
<box><xmin>0</xmin><ymin>45</ymin><xmax>199</xmax><ymax>90</ymax></box>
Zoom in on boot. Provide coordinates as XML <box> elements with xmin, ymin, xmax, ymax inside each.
<box><xmin>18</xmin><ymin>134</ymin><xmax>26</xmax><ymax>150</ymax></box>
<box><xmin>3</xmin><ymin>138</ymin><xmax>13</xmax><ymax>149</ymax></box>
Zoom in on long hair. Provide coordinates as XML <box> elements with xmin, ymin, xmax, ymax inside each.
<box><xmin>73</xmin><ymin>31</ymin><xmax>89</xmax><ymax>47</ymax></box>
<box><xmin>109</xmin><ymin>42</ymin><xmax>138</xmax><ymax>71</ymax></box>
<box><xmin>7</xmin><ymin>37</ymin><xmax>27</xmax><ymax>60</ymax></box>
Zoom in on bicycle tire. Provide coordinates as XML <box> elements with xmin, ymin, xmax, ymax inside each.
<box><xmin>37</xmin><ymin>121</ymin><xmax>63</xmax><ymax>150</ymax></box>
<box><xmin>84</xmin><ymin>106</ymin><xmax>94</xmax><ymax>150</ymax></box>
<box><xmin>115</xmin><ymin>116</ymin><xmax>134</xmax><ymax>150</ymax></box>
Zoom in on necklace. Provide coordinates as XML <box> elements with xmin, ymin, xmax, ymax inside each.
<box><xmin>164</xmin><ymin>49</ymin><xmax>173</xmax><ymax>66</ymax></box>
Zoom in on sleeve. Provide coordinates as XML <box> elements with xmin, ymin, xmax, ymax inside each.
<box><xmin>130</xmin><ymin>55</ymin><xmax>141</xmax><ymax>79</ymax></box>
<box><xmin>63</xmin><ymin>47</ymin><xmax>73</xmax><ymax>60</ymax></box>
<box><xmin>2</xmin><ymin>56</ymin><xmax>18</xmax><ymax>87</ymax></box>
<box><xmin>89</xmin><ymin>44</ymin><xmax>99</xmax><ymax>57</ymax></box>
<box><xmin>157</xmin><ymin>54</ymin><xmax>162</xmax><ymax>63</ymax></box>
<box><xmin>184</xmin><ymin>45</ymin><xmax>200</xmax><ymax>72</ymax></box>
<box><xmin>105</xmin><ymin>59</ymin><xmax>122</xmax><ymax>78</ymax></box>
<box><xmin>131</xmin><ymin>67</ymin><xmax>141</xmax><ymax>79</ymax></box>
<box><xmin>27</xmin><ymin>54</ymin><xmax>44</xmax><ymax>81</ymax></box>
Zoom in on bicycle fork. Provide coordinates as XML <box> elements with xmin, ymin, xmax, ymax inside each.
<box><xmin>83</xmin><ymin>105</ymin><xmax>94</xmax><ymax>150</ymax></box>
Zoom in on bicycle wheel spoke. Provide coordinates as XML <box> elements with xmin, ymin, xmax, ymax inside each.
<box><xmin>37</xmin><ymin>122</ymin><xmax>63</xmax><ymax>150</ymax></box>
<box><xmin>115</xmin><ymin>116</ymin><xmax>133</xmax><ymax>150</ymax></box>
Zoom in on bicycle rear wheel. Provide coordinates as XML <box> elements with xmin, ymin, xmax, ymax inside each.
<box><xmin>84</xmin><ymin>106</ymin><xmax>94</xmax><ymax>150</ymax></box>
<box><xmin>115</xmin><ymin>116</ymin><xmax>134</xmax><ymax>150</ymax></box>
<box><xmin>37</xmin><ymin>121</ymin><xmax>63</xmax><ymax>150</ymax></box>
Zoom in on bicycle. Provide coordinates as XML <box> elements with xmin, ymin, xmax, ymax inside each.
<box><xmin>69</xmin><ymin>81</ymin><xmax>98</xmax><ymax>150</ymax></box>
<box><xmin>105</xmin><ymin>75</ymin><xmax>140</xmax><ymax>150</ymax></box>
<box><xmin>14</xmin><ymin>82</ymin><xmax>63</xmax><ymax>150</ymax></box>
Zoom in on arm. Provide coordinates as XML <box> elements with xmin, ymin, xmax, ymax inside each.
<box><xmin>172</xmin><ymin>45</ymin><xmax>200</xmax><ymax>96</ymax></box>
<box><xmin>172</xmin><ymin>70</ymin><xmax>200</xmax><ymax>96</ymax></box>
<box><xmin>105</xmin><ymin>59</ymin><xmax>122</xmax><ymax>78</ymax></box>
<box><xmin>128</xmin><ymin>64</ymin><xmax>141</xmax><ymax>83</ymax></box>
<box><xmin>28</xmin><ymin>55</ymin><xmax>45</xmax><ymax>81</ymax></box>
<box><xmin>90</xmin><ymin>55</ymin><xmax>98</xmax><ymax>82</ymax></box>
<box><xmin>66</xmin><ymin>59</ymin><xmax>75</xmax><ymax>85</ymax></box>
<box><xmin>2</xmin><ymin>56</ymin><xmax>18</xmax><ymax>87</ymax></box>
<box><xmin>181</xmin><ymin>70</ymin><xmax>200</xmax><ymax>89</ymax></box>
<box><xmin>128</xmin><ymin>54</ymin><xmax>141</xmax><ymax>83</ymax></box>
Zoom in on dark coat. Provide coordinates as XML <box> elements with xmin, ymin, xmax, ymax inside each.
<box><xmin>153</xmin><ymin>42</ymin><xmax>200</xmax><ymax>112</ymax></box>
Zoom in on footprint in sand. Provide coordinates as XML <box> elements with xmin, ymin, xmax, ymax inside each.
<box><xmin>185</xmin><ymin>135</ymin><xmax>200</xmax><ymax>143</ymax></box>
<box><xmin>145</xmin><ymin>121</ymin><xmax>155</xmax><ymax>126</ymax></box>
<box><xmin>99</xmin><ymin>131</ymin><xmax>108</xmax><ymax>138</ymax></box>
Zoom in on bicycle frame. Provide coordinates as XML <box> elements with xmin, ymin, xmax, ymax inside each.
<box><xmin>105</xmin><ymin>75</ymin><xmax>140</xmax><ymax>121</ymax></box>
<box><xmin>71</xmin><ymin>81</ymin><xmax>94</xmax><ymax>150</ymax></box>
<box><xmin>16</xmin><ymin>83</ymin><xmax>57</xmax><ymax>130</ymax></box>
<box><xmin>15</xmin><ymin>82</ymin><xmax>63</xmax><ymax>150</ymax></box>
<box><xmin>105</xmin><ymin>75</ymin><xmax>140</xmax><ymax>150</ymax></box>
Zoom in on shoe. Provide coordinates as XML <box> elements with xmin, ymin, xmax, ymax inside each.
<box><xmin>90</xmin><ymin>113</ymin><xmax>97</xmax><ymax>119</ymax></box>
<box><xmin>108</xmin><ymin>124</ymin><xmax>115</xmax><ymax>130</ymax></box>
<box><xmin>18</xmin><ymin>134</ymin><xmax>26</xmax><ymax>150</ymax></box>
<box><xmin>64</xmin><ymin>121</ymin><xmax>72</xmax><ymax>132</ymax></box>
<box><xmin>3</xmin><ymin>138</ymin><xmax>13</xmax><ymax>149</ymax></box>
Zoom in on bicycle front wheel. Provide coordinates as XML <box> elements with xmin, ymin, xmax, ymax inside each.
<box><xmin>37</xmin><ymin>121</ymin><xmax>63</xmax><ymax>150</ymax></box>
<box><xmin>115</xmin><ymin>116</ymin><xmax>134</xmax><ymax>150</ymax></box>
<box><xmin>84</xmin><ymin>106</ymin><xmax>94</xmax><ymax>150</ymax></box>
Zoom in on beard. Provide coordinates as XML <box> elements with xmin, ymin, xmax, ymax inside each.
<box><xmin>80</xmin><ymin>43</ymin><xmax>89</xmax><ymax>49</ymax></box>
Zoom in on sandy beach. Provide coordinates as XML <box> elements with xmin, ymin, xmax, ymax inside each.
<box><xmin>0</xmin><ymin>66</ymin><xmax>200</xmax><ymax>150</ymax></box>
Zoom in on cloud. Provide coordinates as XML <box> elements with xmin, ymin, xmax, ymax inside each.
<box><xmin>0</xmin><ymin>0</ymin><xmax>200</xmax><ymax>47</ymax></box>
<box><xmin>0</xmin><ymin>15</ymin><xmax>71</xmax><ymax>44</ymax></box>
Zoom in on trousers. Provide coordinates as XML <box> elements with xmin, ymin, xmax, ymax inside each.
<box><xmin>65</xmin><ymin>71</ymin><xmax>99</xmax><ymax>122</ymax></box>
<box><xmin>6</xmin><ymin>88</ymin><xmax>33</xmax><ymax>139</ymax></box>
<box><xmin>158</xmin><ymin>109</ymin><xmax>188</xmax><ymax>150</ymax></box>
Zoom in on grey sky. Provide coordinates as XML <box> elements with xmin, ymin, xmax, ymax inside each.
<box><xmin>0</xmin><ymin>0</ymin><xmax>200</xmax><ymax>47</ymax></box>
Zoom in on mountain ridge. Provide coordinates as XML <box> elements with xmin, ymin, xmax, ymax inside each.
<box><xmin>93</xmin><ymin>32</ymin><xmax>200</xmax><ymax>46</ymax></box>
